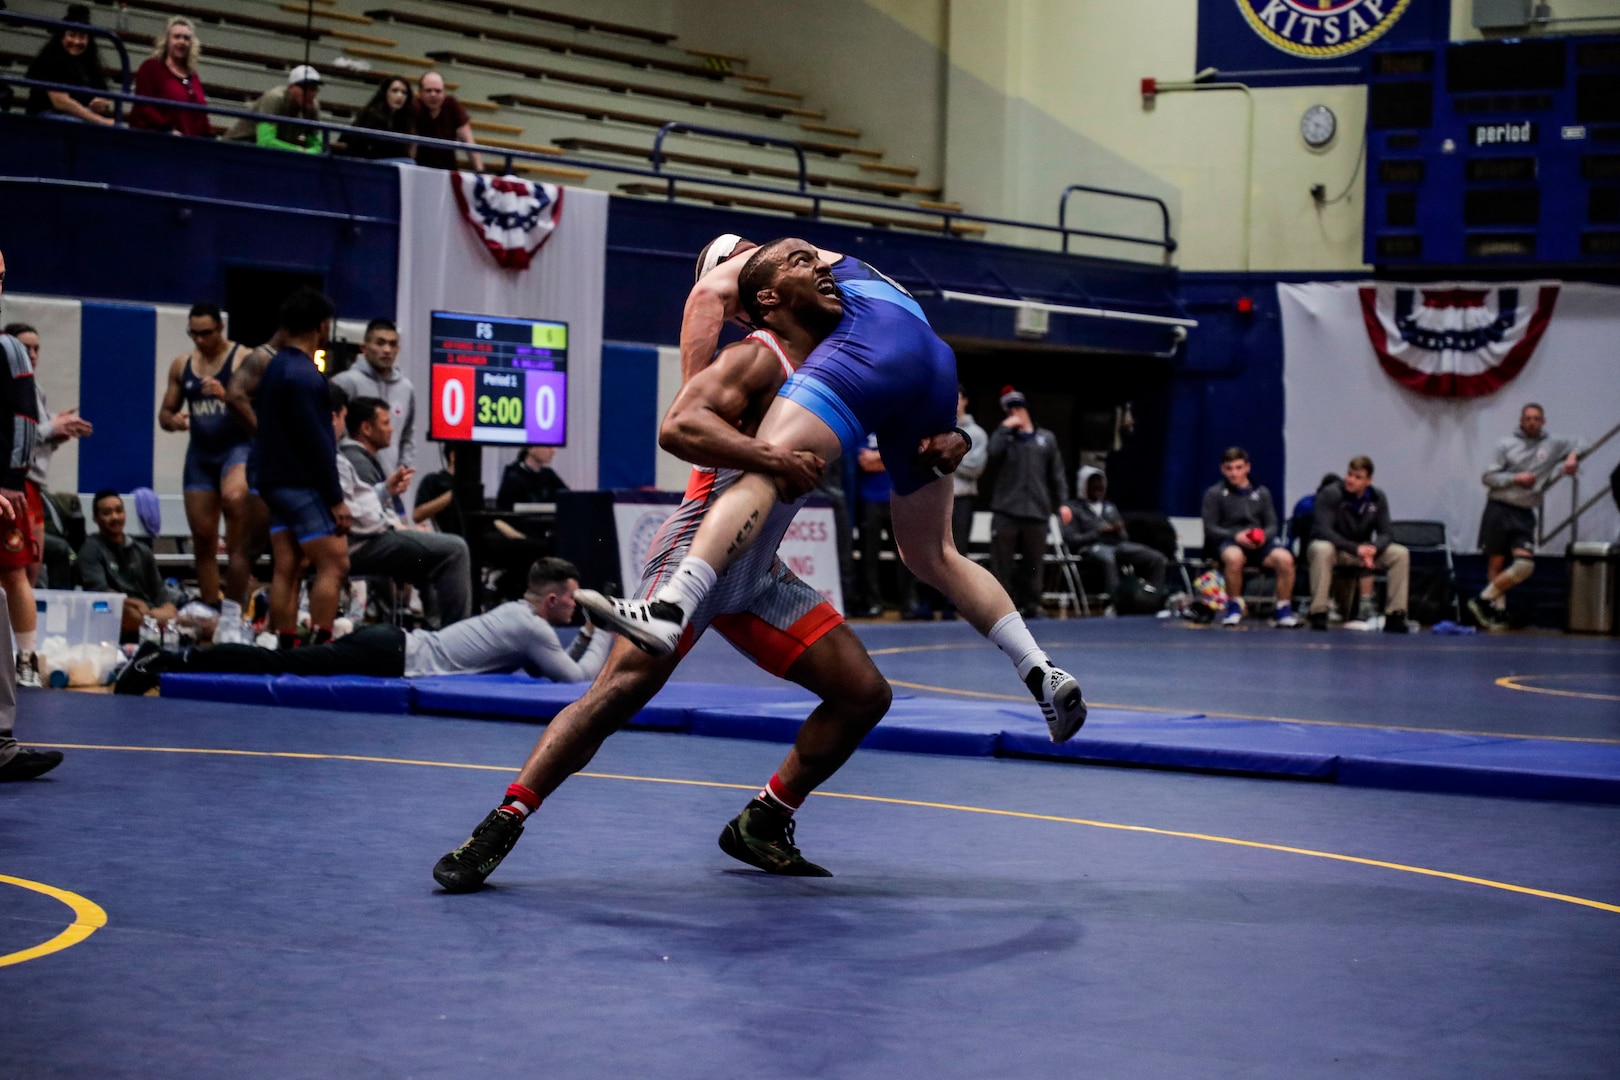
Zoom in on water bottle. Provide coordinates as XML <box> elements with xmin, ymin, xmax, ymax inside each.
<box><xmin>161</xmin><ymin>619</ymin><xmax>179</xmax><ymax>653</ymax></box>
<box><xmin>139</xmin><ymin>615</ymin><xmax>161</xmax><ymax>649</ymax></box>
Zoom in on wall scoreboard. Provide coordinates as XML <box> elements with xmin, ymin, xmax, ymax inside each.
<box><xmin>1365</xmin><ymin>34</ymin><xmax>1620</xmax><ymax>266</ymax></box>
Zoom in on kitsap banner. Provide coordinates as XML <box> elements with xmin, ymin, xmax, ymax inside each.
<box><xmin>1195</xmin><ymin>0</ymin><xmax>1448</xmax><ymax>86</ymax></box>
<box><xmin>1281</xmin><ymin>281</ymin><xmax>1620</xmax><ymax>550</ymax></box>
<box><xmin>396</xmin><ymin>167</ymin><xmax>607</xmax><ymax>496</ymax></box>
<box><xmin>611</xmin><ymin>490</ymin><xmax>845</xmax><ymax>616</ymax></box>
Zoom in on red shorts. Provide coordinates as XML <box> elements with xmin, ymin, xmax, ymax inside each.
<box><xmin>0</xmin><ymin>483</ymin><xmax>44</xmax><ymax>569</ymax></box>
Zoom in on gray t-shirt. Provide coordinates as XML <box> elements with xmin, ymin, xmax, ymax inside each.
<box><xmin>403</xmin><ymin>600</ymin><xmax>611</xmax><ymax>680</ymax></box>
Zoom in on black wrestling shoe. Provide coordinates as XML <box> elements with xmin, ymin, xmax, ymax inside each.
<box><xmin>1308</xmin><ymin>611</ymin><xmax>1329</xmax><ymax>631</ymax></box>
<box><xmin>0</xmin><ymin>748</ymin><xmax>63</xmax><ymax>782</ymax></box>
<box><xmin>1466</xmin><ymin>597</ymin><xmax>1507</xmax><ymax>631</ymax></box>
<box><xmin>15</xmin><ymin>652</ymin><xmax>40</xmax><ymax>689</ymax></box>
<box><xmin>719</xmin><ymin>798</ymin><xmax>832</xmax><ymax>877</ymax></box>
<box><xmin>432</xmin><ymin>807</ymin><xmax>525</xmax><ymax>893</ymax></box>
<box><xmin>1383</xmin><ymin>611</ymin><xmax>1409</xmax><ymax>634</ymax></box>
<box><xmin>114</xmin><ymin>642</ymin><xmax>166</xmax><ymax>696</ymax></box>
<box><xmin>1027</xmin><ymin>665</ymin><xmax>1087</xmax><ymax>742</ymax></box>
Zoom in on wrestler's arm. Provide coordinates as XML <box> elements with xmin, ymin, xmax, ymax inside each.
<box><xmin>660</xmin><ymin>342</ymin><xmax>823</xmax><ymax>492</ymax></box>
<box><xmin>225</xmin><ymin>345</ymin><xmax>270</xmax><ymax>436</ymax></box>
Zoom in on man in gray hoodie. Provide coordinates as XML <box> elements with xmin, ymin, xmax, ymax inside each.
<box><xmin>1470</xmin><ymin>403</ymin><xmax>1582</xmax><ymax>629</ymax></box>
<box><xmin>333</xmin><ymin>319</ymin><xmax>416</xmax><ymax>475</ymax></box>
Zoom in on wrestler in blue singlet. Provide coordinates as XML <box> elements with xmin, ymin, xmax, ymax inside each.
<box><xmin>777</xmin><ymin>257</ymin><xmax>959</xmax><ymax>496</ymax></box>
<box><xmin>181</xmin><ymin>344</ymin><xmax>253</xmax><ymax>492</ymax></box>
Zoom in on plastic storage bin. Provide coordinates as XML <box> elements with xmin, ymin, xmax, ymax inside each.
<box><xmin>35</xmin><ymin>589</ymin><xmax>125</xmax><ymax>647</ymax></box>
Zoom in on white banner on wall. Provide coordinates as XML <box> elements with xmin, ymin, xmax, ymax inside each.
<box><xmin>611</xmin><ymin>492</ymin><xmax>844</xmax><ymax>616</ymax></box>
<box><xmin>1281</xmin><ymin>280</ymin><xmax>1620</xmax><ymax>551</ymax></box>
<box><xmin>395</xmin><ymin>167</ymin><xmax>607</xmax><ymax>496</ymax></box>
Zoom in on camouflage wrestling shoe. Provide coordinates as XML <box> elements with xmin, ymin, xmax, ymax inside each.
<box><xmin>719</xmin><ymin>798</ymin><xmax>832</xmax><ymax>877</ymax></box>
<box><xmin>433</xmin><ymin>807</ymin><xmax>525</xmax><ymax>893</ymax></box>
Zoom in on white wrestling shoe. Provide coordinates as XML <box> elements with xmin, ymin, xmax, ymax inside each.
<box><xmin>1027</xmin><ymin>665</ymin><xmax>1087</xmax><ymax>742</ymax></box>
<box><xmin>573</xmin><ymin>590</ymin><xmax>685</xmax><ymax>656</ymax></box>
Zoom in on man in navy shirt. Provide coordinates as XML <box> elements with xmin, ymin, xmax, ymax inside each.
<box><xmin>254</xmin><ymin>288</ymin><xmax>351</xmax><ymax>647</ymax></box>
<box><xmin>1201</xmin><ymin>446</ymin><xmax>1300</xmax><ymax>628</ymax></box>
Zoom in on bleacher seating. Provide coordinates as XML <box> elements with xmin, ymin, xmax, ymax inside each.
<box><xmin>8</xmin><ymin>0</ymin><xmax>965</xmax><ymax>230</ymax></box>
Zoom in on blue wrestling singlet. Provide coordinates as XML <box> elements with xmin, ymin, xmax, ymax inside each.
<box><xmin>777</xmin><ymin>257</ymin><xmax>958</xmax><ymax>495</ymax></box>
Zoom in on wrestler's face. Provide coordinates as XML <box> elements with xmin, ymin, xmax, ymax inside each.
<box><xmin>768</xmin><ymin>241</ymin><xmax>842</xmax><ymax>329</ymax></box>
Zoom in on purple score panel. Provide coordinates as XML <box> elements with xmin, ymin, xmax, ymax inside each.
<box><xmin>525</xmin><ymin>369</ymin><xmax>568</xmax><ymax>445</ymax></box>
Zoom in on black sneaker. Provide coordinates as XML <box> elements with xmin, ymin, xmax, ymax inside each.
<box><xmin>15</xmin><ymin>652</ymin><xmax>40</xmax><ymax>689</ymax></box>
<box><xmin>114</xmin><ymin>641</ymin><xmax>166</xmax><ymax>696</ymax></box>
<box><xmin>1308</xmin><ymin>611</ymin><xmax>1329</xmax><ymax>631</ymax></box>
<box><xmin>0</xmin><ymin>748</ymin><xmax>63</xmax><ymax>781</ymax></box>
<box><xmin>432</xmin><ymin>807</ymin><xmax>525</xmax><ymax>893</ymax></box>
<box><xmin>1383</xmin><ymin>611</ymin><xmax>1409</xmax><ymax>634</ymax></box>
<box><xmin>1466</xmin><ymin>597</ymin><xmax>1507</xmax><ymax>631</ymax></box>
<box><xmin>719</xmin><ymin>798</ymin><xmax>832</xmax><ymax>876</ymax></box>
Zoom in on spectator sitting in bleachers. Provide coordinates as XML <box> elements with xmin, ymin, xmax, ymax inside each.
<box><xmin>25</xmin><ymin>4</ymin><xmax>113</xmax><ymax>127</ymax></box>
<box><xmin>7</xmin><ymin>323</ymin><xmax>92</xmax><ymax>588</ymax></box>
<box><xmin>339</xmin><ymin>395</ymin><xmax>472</xmax><ymax>627</ymax></box>
<box><xmin>116</xmin><ymin>558</ymin><xmax>612</xmax><ymax>694</ymax></box>
<box><xmin>129</xmin><ymin>16</ymin><xmax>210</xmax><ymax>137</ymax></box>
<box><xmin>413</xmin><ymin>71</ymin><xmax>482</xmax><ymax>172</ymax></box>
<box><xmin>342</xmin><ymin>77</ymin><xmax>415</xmax><ymax>163</ymax></box>
<box><xmin>1202</xmin><ymin>446</ymin><xmax>1300</xmax><ymax>627</ymax></box>
<box><xmin>76</xmin><ymin>490</ymin><xmax>178</xmax><ymax>638</ymax></box>
<box><xmin>496</xmin><ymin>445</ymin><xmax>567</xmax><ymax>511</ymax></box>
<box><xmin>332</xmin><ymin>319</ymin><xmax>416</xmax><ymax>474</ymax></box>
<box><xmin>1060</xmin><ymin>467</ymin><xmax>1167</xmax><ymax>610</ymax></box>
<box><xmin>1306</xmin><ymin>456</ymin><xmax>1409</xmax><ymax>633</ymax></box>
<box><xmin>224</xmin><ymin>66</ymin><xmax>327</xmax><ymax>153</ymax></box>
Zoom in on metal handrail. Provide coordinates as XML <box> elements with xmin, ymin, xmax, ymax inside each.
<box><xmin>0</xmin><ymin>71</ymin><xmax>1179</xmax><ymax>262</ymax></box>
<box><xmin>1539</xmin><ymin>419</ymin><xmax>1620</xmax><ymax>546</ymax></box>
<box><xmin>1059</xmin><ymin>184</ymin><xmax>1176</xmax><ymax>255</ymax></box>
<box><xmin>651</xmin><ymin>121</ymin><xmax>809</xmax><ymax>198</ymax></box>
<box><xmin>0</xmin><ymin>9</ymin><xmax>133</xmax><ymax>124</ymax></box>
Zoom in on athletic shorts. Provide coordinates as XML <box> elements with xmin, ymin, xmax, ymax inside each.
<box><xmin>1215</xmin><ymin>538</ymin><xmax>1289</xmax><ymax>568</ymax></box>
<box><xmin>184</xmin><ymin>441</ymin><xmax>253</xmax><ymax>493</ymax></box>
<box><xmin>1479</xmin><ymin>500</ymin><xmax>1537</xmax><ymax>556</ymax></box>
<box><xmin>0</xmin><ymin>483</ymin><xmax>44</xmax><ymax>569</ymax></box>
<box><xmin>261</xmin><ymin>485</ymin><xmax>337</xmax><ymax>544</ymax></box>
<box><xmin>635</xmin><ymin>468</ymin><xmax>843</xmax><ymax>678</ymax></box>
<box><xmin>779</xmin><ymin>289</ymin><xmax>959</xmax><ymax>497</ymax></box>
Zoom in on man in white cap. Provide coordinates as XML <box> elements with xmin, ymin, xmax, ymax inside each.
<box><xmin>225</xmin><ymin>64</ymin><xmax>327</xmax><ymax>152</ymax></box>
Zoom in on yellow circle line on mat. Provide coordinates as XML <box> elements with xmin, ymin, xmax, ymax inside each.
<box><xmin>869</xmin><ymin>645</ymin><xmax>1620</xmax><ymax>745</ymax></box>
<box><xmin>35</xmin><ymin>742</ymin><xmax>1620</xmax><ymax>916</ymax></box>
<box><xmin>0</xmin><ymin>875</ymin><xmax>108</xmax><ymax>968</ymax></box>
<box><xmin>1495</xmin><ymin>674</ymin><xmax>1620</xmax><ymax>703</ymax></box>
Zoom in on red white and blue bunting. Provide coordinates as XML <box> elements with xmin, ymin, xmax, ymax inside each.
<box><xmin>1358</xmin><ymin>281</ymin><xmax>1559</xmax><ymax>398</ymax></box>
<box><xmin>451</xmin><ymin>172</ymin><xmax>564</xmax><ymax>270</ymax></box>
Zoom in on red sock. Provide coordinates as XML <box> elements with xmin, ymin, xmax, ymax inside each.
<box><xmin>759</xmin><ymin>773</ymin><xmax>806</xmax><ymax>815</ymax></box>
<box><xmin>499</xmin><ymin>782</ymin><xmax>541</xmax><ymax>819</ymax></box>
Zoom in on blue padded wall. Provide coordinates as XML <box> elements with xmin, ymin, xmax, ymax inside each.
<box><xmin>78</xmin><ymin>302</ymin><xmax>157</xmax><ymax>492</ymax></box>
<box><xmin>597</xmin><ymin>343</ymin><xmax>662</xmax><ymax>489</ymax></box>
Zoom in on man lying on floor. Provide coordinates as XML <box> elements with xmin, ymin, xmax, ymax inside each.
<box><xmin>114</xmin><ymin>558</ymin><xmax>611</xmax><ymax>695</ymax></box>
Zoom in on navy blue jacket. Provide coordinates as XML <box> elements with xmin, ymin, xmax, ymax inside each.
<box><xmin>254</xmin><ymin>347</ymin><xmax>341</xmax><ymax>507</ymax></box>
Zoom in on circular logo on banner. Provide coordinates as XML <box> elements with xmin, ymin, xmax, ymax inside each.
<box><xmin>1236</xmin><ymin>0</ymin><xmax>1411</xmax><ymax>58</ymax></box>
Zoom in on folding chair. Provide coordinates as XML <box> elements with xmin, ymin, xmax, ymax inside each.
<box><xmin>1389</xmin><ymin>520</ymin><xmax>1461</xmax><ymax>622</ymax></box>
<box><xmin>1042</xmin><ymin>514</ymin><xmax>1091</xmax><ymax>617</ymax></box>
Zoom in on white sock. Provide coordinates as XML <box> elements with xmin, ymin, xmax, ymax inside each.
<box><xmin>15</xmin><ymin>630</ymin><xmax>36</xmax><ymax>654</ymax></box>
<box><xmin>653</xmin><ymin>556</ymin><xmax>716</xmax><ymax>621</ymax></box>
<box><xmin>1480</xmin><ymin>583</ymin><xmax>1503</xmax><ymax>602</ymax></box>
<box><xmin>988</xmin><ymin>612</ymin><xmax>1048</xmax><ymax>680</ymax></box>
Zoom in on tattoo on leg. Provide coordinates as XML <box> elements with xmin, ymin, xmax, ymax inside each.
<box><xmin>726</xmin><ymin>510</ymin><xmax>761</xmax><ymax>556</ymax></box>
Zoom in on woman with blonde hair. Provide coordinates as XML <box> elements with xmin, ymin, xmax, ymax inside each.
<box><xmin>130</xmin><ymin>15</ymin><xmax>210</xmax><ymax>135</ymax></box>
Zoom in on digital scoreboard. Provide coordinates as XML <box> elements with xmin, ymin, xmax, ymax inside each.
<box><xmin>1365</xmin><ymin>34</ymin><xmax>1620</xmax><ymax>267</ymax></box>
<box><xmin>427</xmin><ymin>311</ymin><xmax>568</xmax><ymax>446</ymax></box>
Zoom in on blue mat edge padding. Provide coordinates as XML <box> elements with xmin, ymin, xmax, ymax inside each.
<box><xmin>157</xmin><ymin>673</ymin><xmax>1620</xmax><ymax>804</ymax></box>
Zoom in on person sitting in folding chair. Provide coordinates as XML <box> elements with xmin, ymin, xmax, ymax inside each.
<box><xmin>1060</xmin><ymin>467</ymin><xmax>1167</xmax><ymax>614</ymax></box>
<box><xmin>1306</xmin><ymin>456</ymin><xmax>1409</xmax><ymax>633</ymax></box>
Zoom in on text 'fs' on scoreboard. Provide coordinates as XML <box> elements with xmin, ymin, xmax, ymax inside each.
<box><xmin>428</xmin><ymin>310</ymin><xmax>568</xmax><ymax>446</ymax></box>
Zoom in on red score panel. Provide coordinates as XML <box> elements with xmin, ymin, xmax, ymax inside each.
<box><xmin>431</xmin><ymin>364</ymin><xmax>475</xmax><ymax>441</ymax></box>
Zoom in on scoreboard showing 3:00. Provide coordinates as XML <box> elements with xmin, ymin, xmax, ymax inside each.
<box><xmin>428</xmin><ymin>311</ymin><xmax>568</xmax><ymax>446</ymax></box>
